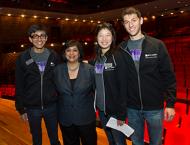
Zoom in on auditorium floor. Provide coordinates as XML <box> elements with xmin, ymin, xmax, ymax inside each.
<box><xmin>0</xmin><ymin>98</ymin><xmax>131</xmax><ymax>145</ymax></box>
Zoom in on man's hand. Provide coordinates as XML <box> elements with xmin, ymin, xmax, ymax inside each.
<box><xmin>20</xmin><ymin>113</ymin><xmax>28</xmax><ymax>122</ymax></box>
<box><xmin>164</xmin><ymin>107</ymin><xmax>175</xmax><ymax>121</ymax></box>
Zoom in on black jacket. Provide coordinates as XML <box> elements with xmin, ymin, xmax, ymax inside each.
<box><xmin>119</xmin><ymin>35</ymin><xmax>176</xmax><ymax>110</ymax></box>
<box><xmin>93</xmin><ymin>49</ymin><xmax>127</xmax><ymax>120</ymax></box>
<box><xmin>15</xmin><ymin>48</ymin><xmax>60</xmax><ymax>114</ymax></box>
<box><xmin>54</xmin><ymin>63</ymin><xmax>96</xmax><ymax>126</ymax></box>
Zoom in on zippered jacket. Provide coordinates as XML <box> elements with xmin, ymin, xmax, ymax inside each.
<box><xmin>94</xmin><ymin>49</ymin><xmax>127</xmax><ymax>120</ymax></box>
<box><xmin>15</xmin><ymin>48</ymin><xmax>60</xmax><ymax>114</ymax></box>
<box><xmin>119</xmin><ymin>35</ymin><xmax>176</xmax><ymax>110</ymax></box>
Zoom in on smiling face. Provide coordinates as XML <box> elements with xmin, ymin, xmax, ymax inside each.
<box><xmin>29</xmin><ymin>30</ymin><xmax>47</xmax><ymax>52</ymax></box>
<box><xmin>65</xmin><ymin>46</ymin><xmax>80</xmax><ymax>63</ymax></box>
<box><xmin>97</xmin><ymin>28</ymin><xmax>113</xmax><ymax>51</ymax></box>
<box><xmin>123</xmin><ymin>13</ymin><xmax>143</xmax><ymax>40</ymax></box>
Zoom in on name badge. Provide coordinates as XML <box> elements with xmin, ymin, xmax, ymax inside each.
<box><xmin>25</xmin><ymin>58</ymin><xmax>34</xmax><ymax>65</ymax></box>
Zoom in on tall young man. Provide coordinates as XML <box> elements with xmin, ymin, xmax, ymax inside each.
<box><xmin>15</xmin><ymin>24</ymin><xmax>60</xmax><ymax>145</ymax></box>
<box><xmin>119</xmin><ymin>7</ymin><xmax>176</xmax><ymax>145</ymax></box>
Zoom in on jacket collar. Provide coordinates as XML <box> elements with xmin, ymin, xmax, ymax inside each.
<box><xmin>62</xmin><ymin>63</ymin><xmax>85</xmax><ymax>92</ymax></box>
<box><xmin>119</xmin><ymin>32</ymin><xmax>147</xmax><ymax>51</ymax></box>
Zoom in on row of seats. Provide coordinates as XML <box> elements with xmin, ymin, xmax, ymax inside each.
<box><xmin>0</xmin><ymin>84</ymin><xmax>15</xmax><ymax>98</ymax></box>
<box><xmin>163</xmin><ymin>36</ymin><xmax>190</xmax><ymax>104</ymax></box>
<box><xmin>162</xmin><ymin>37</ymin><xmax>190</xmax><ymax>145</ymax></box>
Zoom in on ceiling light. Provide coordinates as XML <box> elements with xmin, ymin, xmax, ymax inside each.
<box><xmin>33</xmin><ymin>15</ymin><xmax>37</xmax><ymax>18</ymax></box>
<box><xmin>152</xmin><ymin>16</ymin><xmax>156</xmax><ymax>19</ymax></box>
<box><xmin>143</xmin><ymin>17</ymin><xmax>148</xmax><ymax>21</ymax></box>
<box><xmin>45</xmin><ymin>16</ymin><xmax>49</xmax><ymax>19</ymax></box>
<box><xmin>180</xmin><ymin>10</ymin><xmax>184</xmax><ymax>13</ymax></box>
<box><xmin>7</xmin><ymin>14</ymin><xmax>12</xmax><ymax>16</ymax></box>
<box><xmin>21</xmin><ymin>14</ymin><xmax>25</xmax><ymax>17</ymax></box>
<box><xmin>82</xmin><ymin>19</ymin><xmax>86</xmax><ymax>22</ymax></box>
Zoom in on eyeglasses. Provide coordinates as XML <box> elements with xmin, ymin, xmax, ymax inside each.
<box><xmin>30</xmin><ymin>34</ymin><xmax>47</xmax><ymax>40</ymax></box>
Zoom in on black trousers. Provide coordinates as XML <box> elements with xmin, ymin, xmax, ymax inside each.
<box><xmin>26</xmin><ymin>104</ymin><xmax>60</xmax><ymax>145</ymax></box>
<box><xmin>60</xmin><ymin>121</ymin><xmax>97</xmax><ymax>145</ymax></box>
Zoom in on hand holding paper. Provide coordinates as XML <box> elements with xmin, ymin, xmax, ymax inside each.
<box><xmin>106</xmin><ymin>117</ymin><xmax>134</xmax><ymax>137</ymax></box>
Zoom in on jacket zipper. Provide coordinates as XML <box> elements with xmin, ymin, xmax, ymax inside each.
<box><xmin>102</xmin><ymin>56</ymin><xmax>107</xmax><ymax>114</ymax></box>
<box><xmin>39</xmin><ymin>54</ymin><xmax>52</xmax><ymax>110</ymax></box>
<box><xmin>137</xmin><ymin>71</ymin><xmax>143</xmax><ymax>110</ymax></box>
<box><xmin>40</xmin><ymin>72</ymin><xmax>44</xmax><ymax>110</ymax></box>
<box><xmin>121</xmin><ymin>46</ymin><xmax>143</xmax><ymax>110</ymax></box>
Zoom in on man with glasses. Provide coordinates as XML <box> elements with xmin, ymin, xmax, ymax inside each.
<box><xmin>15</xmin><ymin>24</ymin><xmax>60</xmax><ymax>145</ymax></box>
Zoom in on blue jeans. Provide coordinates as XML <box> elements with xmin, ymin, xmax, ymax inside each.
<box><xmin>99</xmin><ymin>111</ymin><xmax>126</xmax><ymax>145</ymax></box>
<box><xmin>127</xmin><ymin>108</ymin><xmax>163</xmax><ymax>145</ymax></box>
<box><xmin>26</xmin><ymin>103</ymin><xmax>60</xmax><ymax>145</ymax></box>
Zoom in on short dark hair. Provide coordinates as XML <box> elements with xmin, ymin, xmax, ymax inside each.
<box><xmin>122</xmin><ymin>7</ymin><xmax>142</xmax><ymax>20</ymax></box>
<box><xmin>95</xmin><ymin>22</ymin><xmax>116</xmax><ymax>55</ymax></box>
<box><xmin>27</xmin><ymin>24</ymin><xmax>47</xmax><ymax>36</ymax></box>
<box><xmin>62</xmin><ymin>40</ymin><xmax>84</xmax><ymax>62</ymax></box>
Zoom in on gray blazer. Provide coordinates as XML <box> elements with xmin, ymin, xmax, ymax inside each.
<box><xmin>54</xmin><ymin>62</ymin><xmax>96</xmax><ymax>126</ymax></box>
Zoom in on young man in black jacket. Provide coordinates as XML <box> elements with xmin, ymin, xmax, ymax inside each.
<box><xmin>15</xmin><ymin>24</ymin><xmax>60</xmax><ymax>145</ymax></box>
<box><xmin>119</xmin><ymin>7</ymin><xmax>176</xmax><ymax>145</ymax></box>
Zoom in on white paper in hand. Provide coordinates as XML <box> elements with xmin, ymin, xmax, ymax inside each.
<box><xmin>106</xmin><ymin>117</ymin><xmax>134</xmax><ymax>137</ymax></box>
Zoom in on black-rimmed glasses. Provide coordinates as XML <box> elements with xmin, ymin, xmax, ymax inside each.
<box><xmin>30</xmin><ymin>34</ymin><xmax>47</xmax><ymax>40</ymax></box>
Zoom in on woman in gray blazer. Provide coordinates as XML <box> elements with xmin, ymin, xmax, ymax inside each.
<box><xmin>54</xmin><ymin>40</ymin><xmax>97</xmax><ymax>145</ymax></box>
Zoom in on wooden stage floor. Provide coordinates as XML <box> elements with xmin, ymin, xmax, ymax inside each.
<box><xmin>0</xmin><ymin>98</ymin><xmax>131</xmax><ymax>145</ymax></box>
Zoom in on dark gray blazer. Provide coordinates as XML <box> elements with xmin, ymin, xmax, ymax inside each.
<box><xmin>54</xmin><ymin>62</ymin><xmax>96</xmax><ymax>126</ymax></box>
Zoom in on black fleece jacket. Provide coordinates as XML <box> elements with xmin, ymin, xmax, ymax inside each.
<box><xmin>119</xmin><ymin>35</ymin><xmax>176</xmax><ymax>110</ymax></box>
<box><xmin>93</xmin><ymin>49</ymin><xmax>127</xmax><ymax>120</ymax></box>
<box><xmin>15</xmin><ymin>48</ymin><xmax>60</xmax><ymax>114</ymax></box>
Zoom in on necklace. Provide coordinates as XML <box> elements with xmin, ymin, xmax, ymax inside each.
<box><xmin>67</xmin><ymin>63</ymin><xmax>80</xmax><ymax>72</ymax></box>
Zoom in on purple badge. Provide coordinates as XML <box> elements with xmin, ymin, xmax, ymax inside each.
<box><xmin>130</xmin><ymin>49</ymin><xmax>142</xmax><ymax>61</ymax></box>
<box><xmin>95</xmin><ymin>63</ymin><xmax>104</xmax><ymax>74</ymax></box>
<box><xmin>36</xmin><ymin>61</ymin><xmax>47</xmax><ymax>72</ymax></box>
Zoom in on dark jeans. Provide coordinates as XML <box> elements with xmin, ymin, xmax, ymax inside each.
<box><xmin>99</xmin><ymin>111</ymin><xmax>126</xmax><ymax>145</ymax></box>
<box><xmin>26</xmin><ymin>103</ymin><xmax>60</xmax><ymax>145</ymax></box>
<box><xmin>127</xmin><ymin>108</ymin><xmax>163</xmax><ymax>145</ymax></box>
<box><xmin>60</xmin><ymin>121</ymin><xmax>97</xmax><ymax>145</ymax></box>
